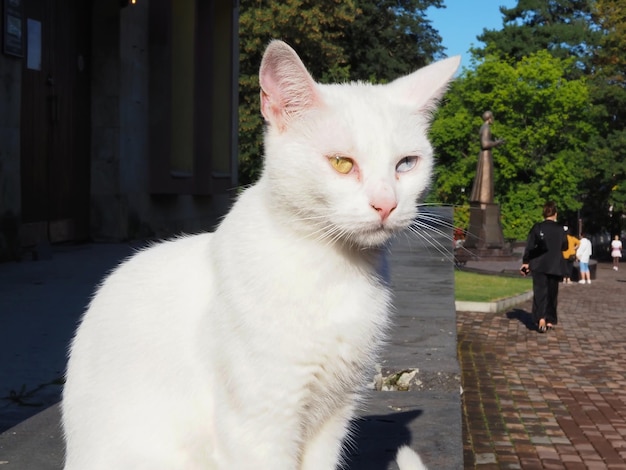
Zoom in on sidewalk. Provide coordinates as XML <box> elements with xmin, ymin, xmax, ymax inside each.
<box><xmin>0</xmin><ymin>243</ymin><xmax>138</xmax><ymax>469</ymax></box>
<box><xmin>0</xmin><ymin>210</ymin><xmax>462</xmax><ymax>469</ymax></box>
<box><xmin>458</xmin><ymin>262</ymin><xmax>626</xmax><ymax>469</ymax></box>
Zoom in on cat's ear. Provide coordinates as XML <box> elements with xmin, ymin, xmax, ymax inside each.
<box><xmin>259</xmin><ymin>40</ymin><xmax>322</xmax><ymax>131</ymax></box>
<box><xmin>388</xmin><ymin>56</ymin><xmax>461</xmax><ymax>114</ymax></box>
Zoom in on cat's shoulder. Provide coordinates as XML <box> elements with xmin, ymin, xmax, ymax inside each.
<box><xmin>109</xmin><ymin>232</ymin><xmax>213</xmax><ymax>278</ymax></box>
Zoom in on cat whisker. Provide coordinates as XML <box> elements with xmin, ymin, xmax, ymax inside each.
<box><xmin>405</xmin><ymin>208</ymin><xmax>457</xmax><ymax>264</ymax></box>
<box><xmin>416</xmin><ymin>205</ymin><xmax>473</xmax><ymax>237</ymax></box>
<box><xmin>417</xmin><ymin>203</ymin><xmax>471</xmax><ymax>238</ymax></box>
<box><xmin>300</xmin><ymin>214</ymin><xmax>364</xmax><ymax>249</ymax></box>
<box><xmin>308</xmin><ymin>223</ymin><xmax>346</xmax><ymax>248</ymax></box>
<box><xmin>415</xmin><ymin>209</ymin><xmax>455</xmax><ymax>228</ymax></box>
<box><xmin>406</xmin><ymin>226</ymin><xmax>455</xmax><ymax>264</ymax></box>
<box><xmin>411</xmin><ymin>219</ymin><xmax>452</xmax><ymax>241</ymax></box>
<box><xmin>292</xmin><ymin>213</ymin><xmax>330</xmax><ymax>222</ymax></box>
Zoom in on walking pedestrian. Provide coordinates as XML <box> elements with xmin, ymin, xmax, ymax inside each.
<box><xmin>611</xmin><ymin>235</ymin><xmax>622</xmax><ymax>271</ymax></box>
<box><xmin>576</xmin><ymin>233</ymin><xmax>593</xmax><ymax>284</ymax></box>
<box><xmin>561</xmin><ymin>226</ymin><xmax>579</xmax><ymax>284</ymax></box>
<box><xmin>520</xmin><ymin>201</ymin><xmax>568</xmax><ymax>333</ymax></box>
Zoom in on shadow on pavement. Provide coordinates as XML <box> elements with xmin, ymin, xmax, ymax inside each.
<box><xmin>506</xmin><ymin>308</ymin><xmax>536</xmax><ymax>331</ymax></box>
<box><xmin>346</xmin><ymin>409</ymin><xmax>423</xmax><ymax>470</ymax></box>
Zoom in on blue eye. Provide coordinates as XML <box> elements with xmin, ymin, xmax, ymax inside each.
<box><xmin>396</xmin><ymin>156</ymin><xmax>418</xmax><ymax>173</ymax></box>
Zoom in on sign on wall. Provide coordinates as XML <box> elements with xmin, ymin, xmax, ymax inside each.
<box><xmin>3</xmin><ymin>0</ymin><xmax>23</xmax><ymax>57</ymax></box>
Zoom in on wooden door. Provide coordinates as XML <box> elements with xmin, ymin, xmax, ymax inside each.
<box><xmin>20</xmin><ymin>0</ymin><xmax>91</xmax><ymax>245</ymax></box>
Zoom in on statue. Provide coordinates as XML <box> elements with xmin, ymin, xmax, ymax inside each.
<box><xmin>469</xmin><ymin>111</ymin><xmax>505</xmax><ymax>204</ymax></box>
<box><xmin>464</xmin><ymin>110</ymin><xmax>510</xmax><ymax>255</ymax></box>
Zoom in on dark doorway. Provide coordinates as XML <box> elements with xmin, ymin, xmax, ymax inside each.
<box><xmin>20</xmin><ymin>0</ymin><xmax>91</xmax><ymax>245</ymax></box>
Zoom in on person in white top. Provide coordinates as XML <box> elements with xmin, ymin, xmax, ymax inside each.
<box><xmin>611</xmin><ymin>235</ymin><xmax>622</xmax><ymax>271</ymax></box>
<box><xmin>576</xmin><ymin>233</ymin><xmax>593</xmax><ymax>284</ymax></box>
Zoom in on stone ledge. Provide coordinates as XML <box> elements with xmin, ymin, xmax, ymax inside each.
<box><xmin>455</xmin><ymin>290</ymin><xmax>533</xmax><ymax>313</ymax></box>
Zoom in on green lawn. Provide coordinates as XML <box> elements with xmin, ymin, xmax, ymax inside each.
<box><xmin>455</xmin><ymin>270</ymin><xmax>532</xmax><ymax>302</ymax></box>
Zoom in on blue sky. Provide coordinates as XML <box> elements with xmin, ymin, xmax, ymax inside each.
<box><xmin>427</xmin><ymin>1</ymin><xmax>518</xmax><ymax>70</ymax></box>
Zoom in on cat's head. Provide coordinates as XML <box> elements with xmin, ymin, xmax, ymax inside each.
<box><xmin>258</xmin><ymin>40</ymin><xmax>459</xmax><ymax>249</ymax></box>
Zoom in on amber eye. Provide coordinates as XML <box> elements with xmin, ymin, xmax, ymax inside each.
<box><xmin>328</xmin><ymin>155</ymin><xmax>354</xmax><ymax>174</ymax></box>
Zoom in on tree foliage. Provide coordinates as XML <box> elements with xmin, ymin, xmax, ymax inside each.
<box><xmin>340</xmin><ymin>0</ymin><xmax>445</xmax><ymax>82</ymax></box>
<box><xmin>429</xmin><ymin>51</ymin><xmax>593</xmax><ymax>239</ymax></box>
<box><xmin>238</xmin><ymin>0</ymin><xmax>357</xmax><ymax>185</ymax></box>
<box><xmin>593</xmin><ymin>0</ymin><xmax>626</xmax><ymax>82</ymax></box>
<box><xmin>476</xmin><ymin>0</ymin><xmax>600</xmax><ymax>75</ymax></box>
<box><xmin>437</xmin><ymin>0</ymin><xmax>626</xmax><ymax>238</ymax></box>
<box><xmin>585</xmin><ymin>0</ymin><xmax>626</xmax><ymax>232</ymax></box>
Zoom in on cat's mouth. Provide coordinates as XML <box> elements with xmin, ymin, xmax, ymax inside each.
<box><xmin>323</xmin><ymin>214</ymin><xmax>408</xmax><ymax>248</ymax></box>
<box><xmin>355</xmin><ymin>222</ymin><xmax>399</xmax><ymax>247</ymax></box>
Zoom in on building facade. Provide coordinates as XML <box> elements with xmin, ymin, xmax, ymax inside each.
<box><xmin>0</xmin><ymin>0</ymin><xmax>239</xmax><ymax>259</ymax></box>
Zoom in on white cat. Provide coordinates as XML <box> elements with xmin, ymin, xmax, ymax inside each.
<box><xmin>61</xmin><ymin>40</ymin><xmax>458</xmax><ymax>469</ymax></box>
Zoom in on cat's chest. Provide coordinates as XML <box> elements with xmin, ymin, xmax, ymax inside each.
<box><xmin>212</xmin><ymin>202</ymin><xmax>392</xmax><ymax>363</ymax></box>
<box><xmin>214</xmin><ymin>236</ymin><xmax>390</xmax><ymax>353</ymax></box>
<box><xmin>230</xmin><ymin>242</ymin><xmax>386</xmax><ymax>321</ymax></box>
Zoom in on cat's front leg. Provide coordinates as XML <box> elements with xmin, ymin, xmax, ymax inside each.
<box><xmin>300</xmin><ymin>403</ymin><xmax>355</xmax><ymax>470</ymax></box>
<box><xmin>211</xmin><ymin>392</ymin><xmax>305</xmax><ymax>470</ymax></box>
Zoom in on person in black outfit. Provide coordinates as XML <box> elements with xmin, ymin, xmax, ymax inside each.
<box><xmin>520</xmin><ymin>201</ymin><xmax>568</xmax><ymax>333</ymax></box>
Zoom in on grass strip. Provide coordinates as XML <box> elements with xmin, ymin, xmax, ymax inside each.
<box><xmin>455</xmin><ymin>270</ymin><xmax>532</xmax><ymax>302</ymax></box>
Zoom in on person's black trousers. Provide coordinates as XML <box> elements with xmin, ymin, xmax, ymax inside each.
<box><xmin>532</xmin><ymin>272</ymin><xmax>560</xmax><ymax>324</ymax></box>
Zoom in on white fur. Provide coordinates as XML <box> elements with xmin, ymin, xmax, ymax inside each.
<box><xmin>396</xmin><ymin>446</ymin><xmax>428</xmax><ymax>470</ymax></box>
<box><xmin>62</xmin><ymin>41</ymin><xmax>458</xmax><ymax>469</ymax></box>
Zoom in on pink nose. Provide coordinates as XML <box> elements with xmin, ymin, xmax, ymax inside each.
<box><xmin>371</xmin><ymin>200</ymin><xmax>397</xmax><ymax>222</ymax></box>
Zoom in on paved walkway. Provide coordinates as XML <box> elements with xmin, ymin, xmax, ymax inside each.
<box><xmin>459</xmin><ymin>261</ymin><xmax>626</xmax><ymax>469</ymax></box>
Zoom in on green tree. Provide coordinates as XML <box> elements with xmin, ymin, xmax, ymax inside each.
<box><xmin>593</xmin><ymin>0</ymin><xmax>626</xmax><ymax>81</ymax></box>
<box><xmin>469</xmin><ymin>0</ymin><xmax>626</xmax><ymax>236</ymax></box>
<box><xmin>340</xmin><ymin>0</ymin><xmax>445</xmax><ymax>82</ymax></box>
<box><xmin>238</xmin><ymin>0</ymin><xmax>357</xmax><ymax>185</ymax></box>
<box><xmin>584</xmin><ymin>0</ymin><xmax>626</xmax><ymax>233</ymax></box>
<box><xmin>476</xmin><ymin>0</ymin><xmax>600</xmax><ymax>75</ymax></box>
<box><xmin>430</xmin><ymin>51</ymin><xmax>595</xmax><ymax>240</ymax></box>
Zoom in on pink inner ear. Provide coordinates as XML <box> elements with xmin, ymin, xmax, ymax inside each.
<box><xmin>260</xmin><ymin>88</ymin><xmax>280</xmax><ymax>124</ymax></box>
<box><xmin>258</xmin><ymin>41</ymin><xmax>321</xmax><ymax>129</ymax></box>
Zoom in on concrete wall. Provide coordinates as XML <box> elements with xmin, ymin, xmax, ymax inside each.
<box><xmin>90</xmin><ymin>0</ymin><xmax>236</xmax><ymax>242</ymax></box>
<box><xmin>90</xmin><ymin>0</ymin><xmax>124</xmax><ymax>241</ymax></box>
<box><xmin>0</xmin><ymin>53</ymin><xmax>22</xmax><ymax>259</ymax></box>
<box><xmin>0</xmin><ymin>1</ymin><xmax>238</xmax><ymax>259</ymax></box>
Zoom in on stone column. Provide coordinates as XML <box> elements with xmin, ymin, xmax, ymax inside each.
<box><xmin>464</xmin><ymin>202</ymin><xmax>508</xmax><ymax>254</ymax></box>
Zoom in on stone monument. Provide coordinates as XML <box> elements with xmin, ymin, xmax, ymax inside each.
<box><xmin>464</xmin><ymin>111</ymin><xmax>510</xmax><ymax>256</ymax></box>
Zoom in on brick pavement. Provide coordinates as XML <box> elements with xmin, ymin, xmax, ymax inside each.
<box><xmin>459</xmin><ymin>262</ymin><xmax>626</xmax><ymax>469</ymax></box>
